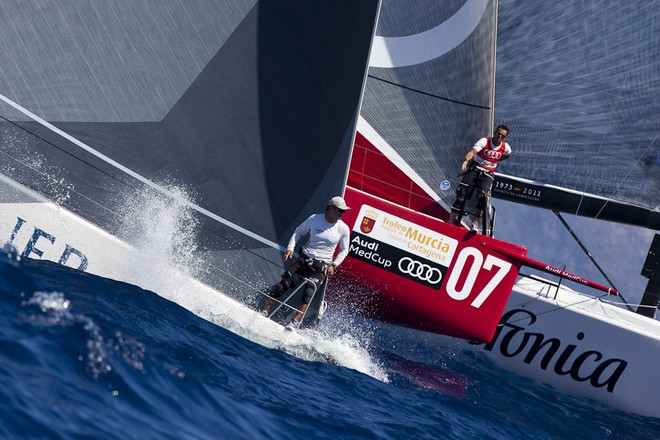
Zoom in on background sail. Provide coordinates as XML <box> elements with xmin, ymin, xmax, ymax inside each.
<box><xmin>348</xmin><ymin>0</ymin><xmax>498</xmax><ymax>217</ymax></box>
<box><xmin>493</xmin><ymin>0</ymin><xmax>660</xmax><ymax>229</ymax></box>
<box><xmin>0</xmin><ymin>1</ymin><xmax>379</xmax><ymax>296</ymax></box>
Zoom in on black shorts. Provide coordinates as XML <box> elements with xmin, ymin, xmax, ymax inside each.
<box><xmin>456</xmin><ymin>167</ymin><xmax>494</xmax><ymax>198</ymax></box>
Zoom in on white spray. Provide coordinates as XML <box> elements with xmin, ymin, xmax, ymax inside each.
<box><xmin>107</xmin><ymin>182</ymin><xmax>389</xmax><ymax>381</ymax></box>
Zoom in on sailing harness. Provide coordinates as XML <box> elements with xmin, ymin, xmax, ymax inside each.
<box><xmin>473</xmin><ymin>137</ymin><xmax>509</xmax><ymax>172</ymax></box>
<box><xmin>268</xmin><ymin>254</ymin><xmax>329</xmax><ymax>304</ymax></box>
<box><xmin>263</xmin><ymin>254</ymin><xmax>330</xmax><ymax>327</ymax></box>
<box><xmin>296</xmin><ymin>254</ymin><xmax>331</xmax><ymax>275</ymax></box>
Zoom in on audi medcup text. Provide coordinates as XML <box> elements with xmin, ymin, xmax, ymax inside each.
<box><xmin>350</xmin><ymin>236</ymin><xmax>392</xmax><ymax>268</ymax></box>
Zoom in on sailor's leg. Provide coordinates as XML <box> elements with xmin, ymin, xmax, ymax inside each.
<box><xmin>472</xmin><ymin>172</ymin><xmax>494</xmax><ymax>232</ymax></box>
<box><xmin>471</xmin><ymin>188</ymin><xmax>488</xmax><ymax>230</ymax></box>
<box><xmin>448</xmin><ymin>209</ymin><xmax>460</xmax><ymax>225</ymax></box>
<box><xmin>262</xmin><ymin>281</ymin><xmax>284</xmax><ymax>315</ymax></box>
<box><xmin>292</xmin><ymin>303</ymin><xmax>309</xmax><ymax>323</ymax></box>
<box><xmin>450</xmin><ymin>182</ymin><xmax>470</xmax><ymax>225</ymax></box>
<box><xmin>262</xmin><ymin>268</ymin><xmax>297</xmax><ymax>314</ymax></box>
<box><xmin>292</xmin><ymin>273</ymin><xmax>324</xmax><ymax>322</ymax></box>
<box><xmin>450</xmin><ymin>169</ymin><xmax>478</xmax><ymax>225</ymax></box>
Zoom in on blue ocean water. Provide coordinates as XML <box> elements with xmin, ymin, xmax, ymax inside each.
<box><xmin>1</xmin><ymin>250</ymin><xmax>659</xmax><ymax>439</ymax></box>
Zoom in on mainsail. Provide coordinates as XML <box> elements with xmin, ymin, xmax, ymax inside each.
<box><xmin>492</xmin><ymin>1</ymin><xmax>660</xmax><ymax>230</ymax></box>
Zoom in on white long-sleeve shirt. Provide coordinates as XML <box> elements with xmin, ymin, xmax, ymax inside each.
<box><xmin>287</xmin><ymin>213</ymin><xmax>350</xmax><ymax>266</ymax></box>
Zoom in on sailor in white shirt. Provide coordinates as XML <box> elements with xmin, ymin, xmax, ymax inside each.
<box><xmin>262</xmin><ymin>196</ymin><xmax>351</xmax><ymax>330</ymax></box>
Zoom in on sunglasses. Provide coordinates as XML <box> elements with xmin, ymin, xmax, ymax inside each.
<box><xmin>494</xmin><ymin>131</ymin><xmax>507</xmax><ymax>138</ymax></box>
<box><xmin>334</xmin><ymin>206</ymin><xmax>346</xmax><ymax>214</ymax></box>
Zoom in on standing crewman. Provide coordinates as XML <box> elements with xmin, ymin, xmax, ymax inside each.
<box><xmin>448</xmin><ymin>124</ymin><xmax>512</xmax><ymax>227</ymax></box>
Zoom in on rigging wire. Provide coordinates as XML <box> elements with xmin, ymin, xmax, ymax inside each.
<box><xmin>496</xmin><ymin>273</ymin><xmax>623</xmax><ymax>327</ymax></box>
<box><xmin>496</xmin><ymin>291</ymin><xmax>614</xmax><ymax>328</ymax></box>
<box><xmin>0</xmin><ymin>114</ymin><xmax>134</xmax><ymax>190</ymax></box>
<box><xmin>553</xmin><ymin>211</ymin><xmax>634</xmax><ymax>311</ymax></box>
<box><xmin>0</xmin><ymin>112</ymin><xmax>287</xmax><ymax>280</ymax></box>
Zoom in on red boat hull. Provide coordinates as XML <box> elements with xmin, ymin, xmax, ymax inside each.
<box><xmin>337</xmin><ymin>187</ymin><xmax>526</xmax><ymax>342</ymax></box>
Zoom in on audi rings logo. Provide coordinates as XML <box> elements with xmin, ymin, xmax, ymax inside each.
<box><xmin>398</xmin><ymin>257</ymin><xmax>443</xmax><ymax>284</ymax></box>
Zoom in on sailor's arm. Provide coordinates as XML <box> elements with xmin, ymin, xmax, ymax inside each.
<box><xmin>285</xmin><ymin>214</ymin><xmax>314</xmax><ymax>260</ymax></box>
<box><xmin>327</xmin><ymin>227</ymin><xmax>351</xmax><ymax>275</ymax></box>
<box><xmin>462</xmin><ymin>148</ymin><xmax>478</xmax><ymax>171</ymax></box>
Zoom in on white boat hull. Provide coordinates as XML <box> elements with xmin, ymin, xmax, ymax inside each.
<box><xmin>477</xmin><ymin>277</ymin><xmax>660</xmax><ymax>418</ymax></box>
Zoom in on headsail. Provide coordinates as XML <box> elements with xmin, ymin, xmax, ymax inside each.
<box><xmin>349</xmin><ymin>0</ymin><xmax>498</xmax><ymax>215</ymax></box>
<box><xmin>0</xmin><ymin>1</ymin><xmax>379</xmax><ymax>299</ymax></box>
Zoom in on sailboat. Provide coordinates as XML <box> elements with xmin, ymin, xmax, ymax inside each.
<box><xmin>345</xmin><ymin>0</ymin><xmax>660</xmax><ymax>418</ymax></box>
<box><xmin>0</xmin><ymin>1</ymin><xmax>380</xmax><ymax>306</ymax></box>
<box><xmin>0</xmin><ymin>0</ymin><xmax>657</xmax><ymax>417</ymax></box>
<box><xmin>336</xmin><ymin>0</ymin><xmax>622</xmax><ymax>345</ymax></box>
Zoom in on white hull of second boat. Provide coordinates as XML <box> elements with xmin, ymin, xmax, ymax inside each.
<box><xmin>477</xmin><ymin>277</ymin><xmax>660</xmax><ymax>418</ymax></box>
<box><xmin>0</xmin><ymin>176</ymin><xmax>253</xmax><ymax>328</ymax></box>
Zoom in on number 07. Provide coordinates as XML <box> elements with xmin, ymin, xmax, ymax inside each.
<box><xmin>445</xmin><ymin>247</ymin><xmax>512</xmax><ymax>308</ymax></box>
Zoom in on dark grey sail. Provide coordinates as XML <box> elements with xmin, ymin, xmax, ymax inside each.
<box><xmin>0</xmin><ymin>1</ymin><xmax>379</xmax><ymax>302</ymax></box>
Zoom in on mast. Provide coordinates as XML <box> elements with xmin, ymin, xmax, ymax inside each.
<box><xmin>637</xmin><ymin>234</ymin><xmax>660</xmax><ymax>318</ymax></box>
<box><xmin>489</xmin><ymin>0</ymin><xmax>499</xmax><ymax>133</ymax></box>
